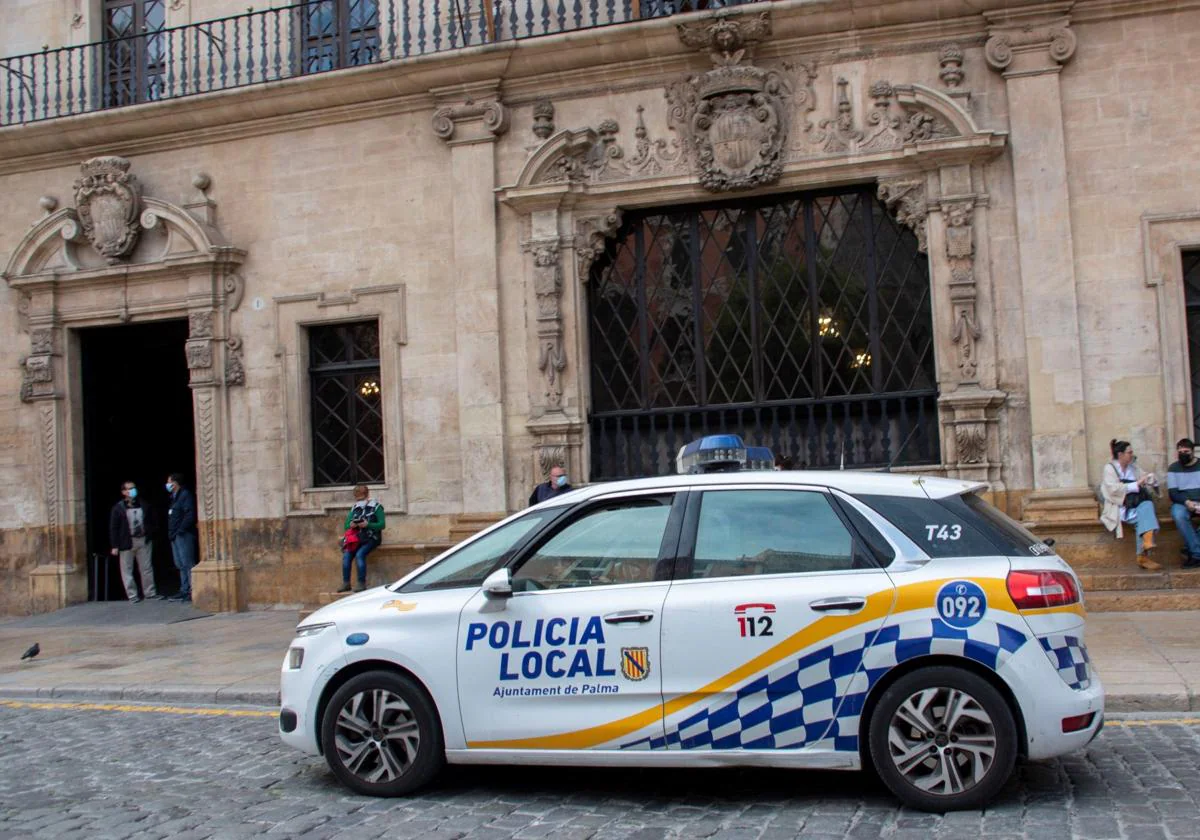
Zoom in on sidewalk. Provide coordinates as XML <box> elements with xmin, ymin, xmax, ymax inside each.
<box><xmin>0</xmin><ymin>603</ymin><xmax>1196</xmax><ymax>711</ymax></box>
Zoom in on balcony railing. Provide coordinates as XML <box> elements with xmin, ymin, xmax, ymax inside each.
<box><xmin>1</xmin><ymin>0</ymin><xmax>755</xmax><ymax>127</ymax></box>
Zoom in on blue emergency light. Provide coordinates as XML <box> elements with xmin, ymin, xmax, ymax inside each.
<box><xmin>675</xmin><ymin>435</ymin><xmax>775</xmax><ymax>474</ymax></box>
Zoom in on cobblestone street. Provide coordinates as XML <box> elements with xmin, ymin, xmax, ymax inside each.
<box><xmin>0</xmin><ymin>701</ymin><xmax>1198</xmax><ymax>839</ymax></box>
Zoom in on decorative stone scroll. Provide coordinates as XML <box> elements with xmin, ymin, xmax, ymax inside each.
<box><xmin>432</xmin><ymin>97</ymin><xmax>510</xmax><ymax>142</ymax></box>
<box><xmin>984</xmin><ymin>13</ymin><xmax>1076</xmax><ymax>76</ymax></box>
<box><xmin>73</xmin><ymin>155</ymin><xmax>142</xmax><ymax>264</ymax></box>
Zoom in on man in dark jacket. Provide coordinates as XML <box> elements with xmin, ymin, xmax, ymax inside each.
<box><xmin>528</xmin><ymin>464</ymin><xmax>573</xmax><ymax>506</ymax></box>
<box><xmin>165</xmin><ymin>473</ymin><xmax>198</xmax><ymax>602</ymax></box>
<box><xmin>1169</xmin><ymin>438</ymin><xmax>1200</xmax><ymax>568</ymax></box>
<box><xmin>108</xmin><ymin>480</ymin><xmax>161</xmax><ymax>602</ymax></box>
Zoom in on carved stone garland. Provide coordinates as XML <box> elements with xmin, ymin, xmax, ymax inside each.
<box><xmin>529</xmin><ymin>242</ymin><xmax>568</xmax><ymax>410</ymax></box>
<box><xmin>944</xmin><ymin>200</ymin><xmax>982</xmax><ymax>385</ymax></box>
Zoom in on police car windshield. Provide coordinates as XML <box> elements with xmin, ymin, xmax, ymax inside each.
<box><xmin>400</xmin><ymin>508</ymin><xmax>561</xmax><ymax>592</ymax></box>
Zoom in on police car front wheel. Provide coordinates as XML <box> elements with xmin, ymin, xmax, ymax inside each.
<box><xmin>320</xmin><ymin>670</ymin><xmax>445</xmax><ymax>796</ymax></box>
<box><xmin>868</xmin><ymin>667</ymin><xmax>1017</xmax><ymax>812</ymax></box>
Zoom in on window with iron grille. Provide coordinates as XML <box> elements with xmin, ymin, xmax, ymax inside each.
<box><xmin>1184</xmin><ymin>251</ymin><xmax>1200</xmax><ymax>442</ymax></box>
<box><xmin>299</xmin><ymin>0</ymin><xmax>381</xmax><ymax>74</ymax></box>
<box><xmin>309</xmin><ymin>320</ymin><xmax>385</xmax><ymax>487</ymax></box>
<box><xmin>588</xmin><ymin>186</ymin><xmax>939</xmax><ymax>480</ymax></box>
<box><xmin>103</xmin><ymin>0</ymin><xmax>166</xmax><ymax>107</ymax></box>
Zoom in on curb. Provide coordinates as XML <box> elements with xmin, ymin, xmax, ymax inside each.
<box><xmin>0</xmin><ymin>685</ymin><xmax>279</xmax><ymax>708</ymax></box>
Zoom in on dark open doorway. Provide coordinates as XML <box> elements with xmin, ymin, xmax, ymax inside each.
<box><xmin>81</xmin><ymin>319</ymin><xmax>196</xmax><ymax>600</ymax></box>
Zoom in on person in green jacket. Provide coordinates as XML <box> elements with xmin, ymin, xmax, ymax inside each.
<box><xmin>339</xmin><ymin>485</ymin><xmax>385</xmax><ymax>592</ymax></box>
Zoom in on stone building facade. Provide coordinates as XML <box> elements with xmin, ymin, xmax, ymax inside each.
<box><xmin>1</xmin><ymin>0</ymin><xmax>1198</xmax><ymax>614</ymax></box>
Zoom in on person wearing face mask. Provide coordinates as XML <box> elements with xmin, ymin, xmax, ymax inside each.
<box><xmin>528</xmin><ymin>464</ymin><xmax>573</xmax><ymax>507</ymax></box>
<box><xmin>1168</xmin><ymin>437</ymin><xmax>1200</xmax><ymax>569</ymax></box>
<box><xmin>108</xmin><ymin>481</ymin><xmax>162</xmax><ymax>603</ymax></box>
<box><xmin>165</xmin><ymin>473</ymin><xmax>198</xmax><ymax>603</ymax></box>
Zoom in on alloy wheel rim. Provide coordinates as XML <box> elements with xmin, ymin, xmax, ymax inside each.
<box><xmin>886</xmin><ymin>686</ymin><xmax>997</xmax><ymax>796</ymax></box>
<box><xmin>334</xmin><ymin>688</ymin><xmax>421</xmax><ymax>783</ymax></box>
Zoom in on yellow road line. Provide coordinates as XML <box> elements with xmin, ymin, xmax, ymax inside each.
<box><xmin>1107</xmin><ymin>718</ymin><xmax>1200</xmax><ymax>727</ymax></box>
<box><xmin>0</xmin><ymin>699</ymin><xmax>276</xmax><ymax>718</ymax></box>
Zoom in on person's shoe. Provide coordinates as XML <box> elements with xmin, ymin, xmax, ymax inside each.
<box><xmin>150</xmin><ymin>594</ymin><xmax>167</xmax><ymax>600</ymax></box>
<box><xmin>166</xmin><ymin>593</ymin><xmax>186</xmax><ymax>602</ymax></box>
<box><xmin>1138</xmin><ymin>554</ymin><xmax>1163</xmax><ymax>571</ymax></box>
<box><xmin>353</xmin><ymin>583</ymin><xmax>366</xmax><ymax>592</ymax></box>
<box><xmin>1183</xmin><ymin>556</ymin><xmax>1200</xmax><ymax>570</ymax></box>
<box><xmin>337</xmin><ymin>583</ymin><xmax>352</xmax><ymax>593</ymax></box>
<box><xmin>129</xmin><ymin>597</ymin><xmax>142</xmax><ymax>604</ymax></box>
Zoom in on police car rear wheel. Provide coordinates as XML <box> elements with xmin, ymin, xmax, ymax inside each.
<box><xmin>868</xmin><ymin>667</ymin><xmax>1017</xmax><ymax>812</ymax></box>
<box><xmin>321</xmin><ymin>670</ymin><xmax>444</xmax><ymax>796</ymax></box>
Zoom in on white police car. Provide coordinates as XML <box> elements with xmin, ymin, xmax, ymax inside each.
<box><xmin>279</xmin><ymin>437</ymin><xmax>1102</xmax><ymax>812</ymax></box>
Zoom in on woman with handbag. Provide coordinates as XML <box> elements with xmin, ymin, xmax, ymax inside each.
<box><xmin>1099</xmin><ymin>439</ymin><xmax>1161</xmax><ymax>570</ymax></box>
<box><xmin>338</xmin><ymin>485</ymin><xmax>385</xmax><ymax>592</ymax></box>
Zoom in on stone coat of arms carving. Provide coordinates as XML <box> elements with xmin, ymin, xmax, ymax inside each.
<box><xmin>73</xmin><ymin>155</ymin><xmax>143</xmax><ymax>264</ymax></box>
<box><xmin>669</xmin><ymin>12</ymin><xmax>790</xmax><ymax>192</ymax></box>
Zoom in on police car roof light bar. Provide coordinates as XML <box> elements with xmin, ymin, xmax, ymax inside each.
<box><xmin>675</xmin><ymin>435</ymin><xmax>775</xmax><ymax>474</ymax></box>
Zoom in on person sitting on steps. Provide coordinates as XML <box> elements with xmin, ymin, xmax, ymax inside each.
<box><xmin>1099</xmin><ymin>438</ymin><xmax>1161</xmax><ymax>571</ymax></box>
<box><xmin>1168</xmin><ymin>437</ymin><xmax>1200</xmax><ymax>569</ymax></box>
<box><xmin>338</xmin><ymin>485</ymin><xmax>385</xmax><ymax>593</ymax></box>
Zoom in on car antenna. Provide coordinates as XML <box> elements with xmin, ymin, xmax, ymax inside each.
<box><xmin>882</xmin><ymin>425</ymin><xmax>921</xmax><ymax>473</ymax></box>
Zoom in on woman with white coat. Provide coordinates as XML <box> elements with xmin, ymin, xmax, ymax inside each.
<box><xmin>1099</xmin><ymin>438</ymin><xmax>1161</xmax><ymax>570</ymax></box>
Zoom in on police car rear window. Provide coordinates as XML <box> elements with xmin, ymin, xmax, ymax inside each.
<box><xmin>853</xmin><ymin>492</ymin><xmax>1050</xmax><ymax>558</ymax></box>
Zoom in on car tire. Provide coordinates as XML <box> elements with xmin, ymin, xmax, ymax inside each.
<box><xmin>867</xmin><ymin>666</ymin><xmax>1017</xmax><ymax>813</ymax></box>
<box><xmin>320</xmin><ymin>669</ymin><xmax>445</xmax><ymax>797</ymax></box>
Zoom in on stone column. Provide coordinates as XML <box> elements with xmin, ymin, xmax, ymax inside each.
<box><xmin>185</xmin><ymin>308</ymin><xmax>247</xmax><ymax>612</ymax></box>
<box><xmin>433</xmin><ymin>85</ymin><xmax>510</xmax><ymax>516</ymax></box>
<box><xmin>985</xmin><ymin>4</ymin><xmax>1094</xmax><ymax>524</ymax></box>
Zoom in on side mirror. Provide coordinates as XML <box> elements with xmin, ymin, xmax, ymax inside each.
<box><xmin>482</xmin><ymin>568</ymin><xmax>513</xmax><ymax>600</ymax></box>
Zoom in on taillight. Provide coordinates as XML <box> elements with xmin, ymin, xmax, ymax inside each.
<box><xmin>1006</xmin><ymin>570</ymin><xmax>1080</xmax><ymax>610</ymax></box>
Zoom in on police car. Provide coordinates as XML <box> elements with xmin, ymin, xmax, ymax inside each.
<box><xmin>279</xmin><ymin>436</ymin><xmax>1102</xmax><ymax>812</ymax></box>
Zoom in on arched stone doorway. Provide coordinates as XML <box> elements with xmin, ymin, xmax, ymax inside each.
<box><xmin>2</xmin><ymin>157</ymin><xmax>246</xmax><ymax>612</ymax></box>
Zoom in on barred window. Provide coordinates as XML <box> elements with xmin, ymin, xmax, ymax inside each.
<box><xmin>103</xmin><ymin>0</ymin><xmax>166</xmax><ymax>106</ymax></box>
<box><xmin>309</xmin><ymin>321</ymin><xmax>385</xmax><ymax>487</ymax></box>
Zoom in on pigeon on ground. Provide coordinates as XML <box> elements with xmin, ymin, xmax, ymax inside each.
<box><xmin>20</xmin><ymin>643</ymin><xmax>39</xmax><ymax>661</ymax></box>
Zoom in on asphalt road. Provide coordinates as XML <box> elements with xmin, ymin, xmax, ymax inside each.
<box><xmin>0</xmin><ymin>699</ymin><xmax>1197</xmax><ymax>839</ymax></box>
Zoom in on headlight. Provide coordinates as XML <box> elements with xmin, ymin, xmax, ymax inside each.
<box><xmin>295</xmin><ymin>622</ymin><xmax>334</xmax><ymax>638</ymax></box>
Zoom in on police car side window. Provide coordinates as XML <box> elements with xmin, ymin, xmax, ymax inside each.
<box><xmin>400</xmin><ymin>509</ymin><xmax>558</xmax><ymax>592</ymax></box>
<box><xmin>690</xmin><ymin>490</ymin><xmax>857</xmax><ymax>579</ymax></box>
<box><xmin>852</xmin><ymin>494</ymin><xmax>999</xmax><ymax>558</ymax></box>
<box><xmin>512</xmin><ymin>497</ymin><xmax>673</xmax><ymax>591</ymax></box>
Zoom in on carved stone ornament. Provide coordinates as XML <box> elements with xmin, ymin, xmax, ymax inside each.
<box><xmin>532</xmin><ymin>100</ymin><xmax>556</xmax><ymax>140</ymax></box>
<box><xmin>944</xmin><ymin>199</ymin><xmax>982</xmax><ymax>383</ymax></box>
<box><xmin>939</xmin><ymin>44</ymin><xmax>965</xmax><ymax>88</ymax></box>
<box><xmin>225</xmin><ymin>337</ymin><xmax>245</xmax><ymax>386</ymax></box>
<box><xmin>189</xmin><ymin>310</ymin><xmax>214</xmax><ymax>339</ymax></box>
<box><xmin>670</xmin><ymin>11</ymin><xmax>790</xmax><ymax>192</ymax></box>
<box><xmin>30</xmin><ymin>328</ymin><xmax>54</xmax><ymax>355</ymax></box>
<box><xmin>19</xmin><ymin>355</ymin><xmax>53</xmax><ymax>403</ymax></box>
<box><xmin>73</xmin><ymin>155</ymin><xmax>143</xmax><ymax>264</ymax></box>
<box><xmin>186</xmin><ymin>339</ymin><xmax>213</xmax><ymax>370</ymax></box>
<box><xmin>817</xmin><ymin>77</ymin><xmax>862</xmax><ymax>153</ymax></box>
<box><xmin>955</xmin><ymin>423</ymin><xmax>988</xmax><ymax>464</ymax></box>
<box><xmin>528</xmin><ymin>242</ymin><xmax>568</xmax><ymax>410</ymax></box>
<box><xmin>575</xmin><ymin>210</ymin><xmax>623</xmax><ymax>279</ymax></box>
<box><xmin>538</xmin><ymin>110</ymin><xmax>684</xmax><ymax>186</ymax></box>
<box><xmin>876</xmin><ymin>178</ymin><xmax>928</xmax><ymax>253</ymax></box>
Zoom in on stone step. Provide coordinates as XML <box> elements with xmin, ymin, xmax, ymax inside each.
<box><xmin>1078</xmin><ymin>570</ymin><xmax>1171</xmax><ymax>592</ymax></box>
<box><xmin>1084</xmin><ymin>588</ymin><xmax>1200</xmax><ymax>612</ymax></box>
<box><xmin>1053</xmin><ymin>527</ymin><xmax>1189</xmax><ymax>570</ymax></box>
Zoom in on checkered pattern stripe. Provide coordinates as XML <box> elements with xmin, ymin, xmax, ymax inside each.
<box><xmin>1038</xmin><ymin>633</ymin><xmax>1091</xmax><ymax>691</ymax></box>
<box><xmin>619</xmin><ymin>616</ymin><xmax>1028</xmax><ymax>753</ymax></box>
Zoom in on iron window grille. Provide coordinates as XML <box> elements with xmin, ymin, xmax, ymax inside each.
<box><xmin>298</xmin><ymin>0</ymin><xmax>381</xmax><ymax>74</ymax></box>
<box><xmin>1184</xmin><ymin>251</ymin><xmax>1200</xmax><ymax>442</ymax></box>
<box><xmin>103</xmin><ymin>0</ymin><xmax>167</xmax><ymax>107</ymax></box>
<box><xmin>309</xmin><ymin>320</ymin><xmax>385</xmax><ymax>487</ymax></box>
<box><xmin>588</xmin><ymin>186</ymin><xmax>939</xmax><ymax>480</ymax></box>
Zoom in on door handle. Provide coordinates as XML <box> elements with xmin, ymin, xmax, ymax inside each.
<box><xmin>603</xmin><ymin>610</ymin><xmax>655</xmax><ymax>625</ymax></box>
<box><xmin>809</xmin><ymin>597</ymin><xmax>866</xmax><ymax>613</ymax></box>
